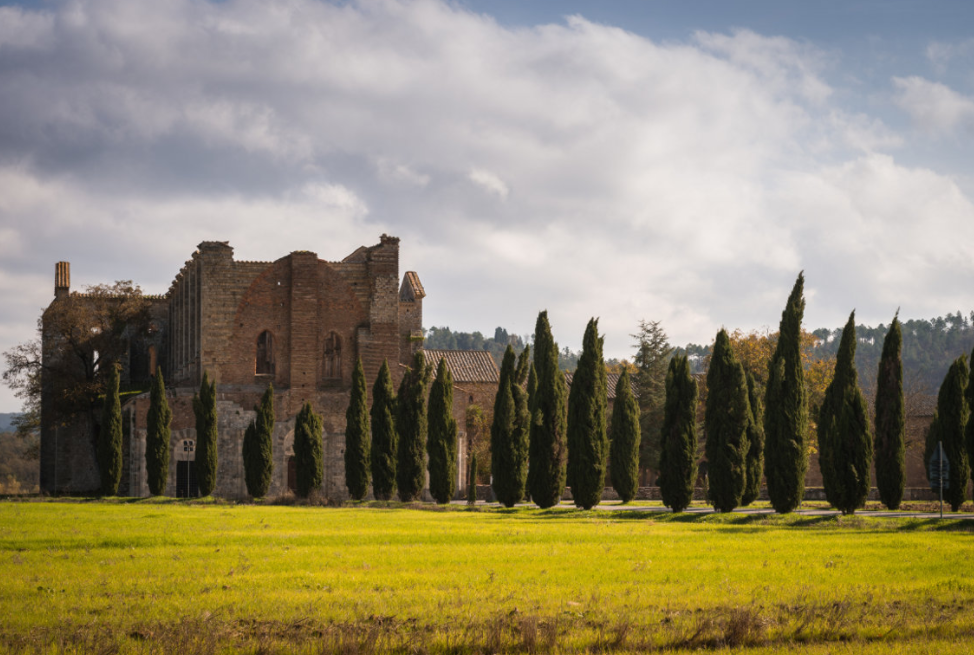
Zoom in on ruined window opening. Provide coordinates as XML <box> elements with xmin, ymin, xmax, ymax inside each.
<box><xmin>256</xmin><ymin>330</ymin><xmax>275</xmax><ymax>376</ymax></box>
<box><xmin>323</xmin><ymin>332</ymin><xmax>342</xmax><ymax>379</ymax></box>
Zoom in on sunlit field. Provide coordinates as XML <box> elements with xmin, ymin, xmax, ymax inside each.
<box><xmin>1</xmin><ymin>498</ymin><xmax>973</xmax><ymax>654</ymax></box>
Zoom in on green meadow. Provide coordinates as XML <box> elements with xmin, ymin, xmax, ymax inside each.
<box><xmin>1</xmin><ymin>500</ymin><xmax>973</xmax><ymax>654</ymax></box>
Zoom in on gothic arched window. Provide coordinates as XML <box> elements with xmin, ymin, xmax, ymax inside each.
<box><xmin>256</xmin><ymin>330</ymin><xmax>275</xmax><ymax>376</ymax></box>
<box><xmin>323</xmin><ymin>332</ymin><xmax>342</xmax><ymax>379</ymax></box>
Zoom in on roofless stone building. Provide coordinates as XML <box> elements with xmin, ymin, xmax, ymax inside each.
<box><xmin>40</xmin><ymin>236</ymin><xmax>496</xmax><ymax>498</ymax></box>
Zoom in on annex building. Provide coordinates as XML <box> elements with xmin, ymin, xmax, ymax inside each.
<box><xmin>40</xmin><ymin>236</ymin><xmax>496</xmax><ymax>499</ymax></box>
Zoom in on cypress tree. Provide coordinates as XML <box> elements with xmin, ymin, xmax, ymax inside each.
<box><xmin>609</xmin><ymin>367</ymin><xmax>640</xmax><ymax>503</ymax></box>
<box><xmin>491</xmin><ymin>347</ymin><xmax>516</xmax><ymax>503</ymax></box>
<box><xmin>705</xmin><ymin>329</ymin><xmax>751</xmax><ymax>513</ymax></box>
<box><xmin>928</xmin><ymin>356</ymin><xmax>969</xmax><ymax>511</ymax></box>
<box><xmin>818</xmin><ymin>312</ymin><xmax>872</xmax><ymax>514</ymax></box>
<box><xmin>967</xmin><ymin>346</ymin><xmax>974</xmax><ymax>476</ymax></box>
<box><xmin>467</xmin><ymin>452</ymin><xmax>478</xmax><ymax>504</ymax></box>
<box><xmin>763</xmin><ymin>272</ymin><xmax>808</xmax><ymax>514</ymax></box>
<box><xmin>370</xmin><ymin>360</ymin><xmax>397</xmax><ymax>501</ymax></box>
<box><xmin>293</xmin><ymin>401</ymin><xmax>323</xmax><ymax>498</ymax></box>
<box><xmin>566</xmin><ymin>318</ymin><xmax>608</xmax><ymax>509</ymax></box>
<box><xmin>344</xmin><ymin>357</ymin><xmax>371</xmax><ymax>500</ymax></box>
<box><xmin>874</xmin><ymin>314</ymin><xmax>906</xmax><ymax>510</ymax></box>
<box><xmin>243</xmin><ymin>384</ymin><xmax>274</xmax><ymax>498</ymax></box>
<box><xmin>397</xmin><ymin>351</ymin><xmax>431</xmax><ymax>502</ymax></box>
<box><xmin>145</xmin><ymin>370</ymin><xmax>172</xmax><ymax>496</ymax></box>
<box><xmin>741</xmin><ymin>373</ymin><xmax>765</xmax><ymax>506</ymax></box>
<box><xmin>528</xmin><ymin>311</ymin><xmax>568</xmax><ymax>509</ymax></box>
<box><xmin>98</xmin><ymin>363</ymin><xmax>123</xmax><ymax>496</ymax></box>
<box><xmin>658</xmin><ymin>355</ymin><xmax>698</xmax><ymax>512</ymax></box>
<box><xmin>428</xmin><ymin>358</ymin><xmax>458</xmax><ymax>504</ymax></box>
<box><xmin>192</xmin><ymin>371</ymin><xmax>218</xmax><ymax>497</ymax></box>
<box><xmin>511</xmin><ymin>347</ymin><xmax>532</xmax><ymax>503</ymax></box>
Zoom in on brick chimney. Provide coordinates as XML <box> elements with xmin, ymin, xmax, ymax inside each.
<box><xmin>54</xmin><ymin>262</ymin><xmax>70</xmax><ymax>299</ymax></box>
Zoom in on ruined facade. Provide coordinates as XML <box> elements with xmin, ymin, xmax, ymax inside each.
<box><xmin>39</xmin><ymin>236</ymin><xmax>449</xmax><ymax>499</ymax></box>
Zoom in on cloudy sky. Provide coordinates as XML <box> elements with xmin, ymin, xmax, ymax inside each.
<box><xmin>2</xmin><ymin>0</ymin><xmax>974</xmax><ymax>411</ymax></box>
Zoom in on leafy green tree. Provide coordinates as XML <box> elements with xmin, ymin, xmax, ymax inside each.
<box><xmin>98</xmin><ymin>363</ymin><xmax>122</xmax><ymax>496</ymax></box>
<box><xmin>631</xmin><ymin>320</ymin><xmax>673</xmax><ymax>475</ymax></box>
<box><xmin>145</xmin><ymin>371</ymin><xmax>172</xmax><ymax>496</ymax></box>
<box><xmin>927</xmin><ymin>356</ymin><xmax>969</xmax><ymax>511</ymax></box>
<box><xmin>467</xmin><ymin>452</ymin><xmax>478</xmax><ymax>504</ymax></box>
<box><xmin>492</xmin><ymin>346</ymin><xmax>531</xmax><ymax>507</ymax></box>
<box><xmin>528</xmin><ymin>311</ymin><xmax>568</xmax><ymax>509</ymax></box>
<box><xmin>192</xmin><ymin>371</ymin><xmax>218</xmax><ymax>497</ymax></box>
<box><xmin>609</xmin><ymin>367</ymin><xmax>640</xmax><ymax>503</ymax></box>
<box><xmin>567</xmin><ymin>318</ymin><xmax>608</xmax><ymax>509</ymax></box>
<box><xmin>741</xmin><ymin>373</ymin><xmax>764</xmax><ymax>506</ymax></box>
<box><xmin>764</xmin><ymin>273</ymin><xmax>808</xmax><ymax>514</ymax></box>
<box><xmin>397</xmin><ymin>351</ymin><xmax>431</xmax><ymax>502</ymax></box>
<box><xmin>705</xmin><ymin>329</ymin><xmax>751</xmax><ymax>513</ymax></box>
<box><xmin>428</xmin><ymin>358</ymin><xmax>458</xmax><ymax>504</ymax></box>
<box><xmin>243</xmin><ymin>385</ymin><xmax>274</xmax><ymax>499</ymax></box>
<box><xmin>370</xmin><ymin>360</ymin><xmax>397</xmax><ymax>501</ymax></box>
<box><xmin>874</xmin><ymin>314</ymin><xmax>905</xmax><ymax>510</ymax></box>
<box><xmin>658</xmin><ymin>355</ymin><xmax>698</xmax><ymax>512</ymax></box>
<box><xmin>818</xmin><ymin>312</ymin><xmax>872</xmax><ymax>514</ymax></box>
<box><xmin>344</xmin><ymin>357</ymin><xmax>371</xmax><ymax>500</ymax></box>
<box><xmin>293</xmin><ymin>401</ymin><xmax>323</xmax><ymax>498</ymax></box>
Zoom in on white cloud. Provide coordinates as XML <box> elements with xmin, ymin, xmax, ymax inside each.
<box><xmin>468</xmin><ymin>168</ymin><xmax>509</xmax><ymax>199</ymax></box>
<box><xmin>893</xmin><ymin>76</ymin><xmax>974</xmax><ymax>134</ymax></box>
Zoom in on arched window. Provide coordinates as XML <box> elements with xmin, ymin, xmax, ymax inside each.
<box><xmin>256</xmin><ymin>331</ymin><xmax>275</xmax><ymax>376</ymax></box>
<box><xmin>323</xmin><ymin>332</ymin><xmax>342</xmax><ymax>379</ymax></box>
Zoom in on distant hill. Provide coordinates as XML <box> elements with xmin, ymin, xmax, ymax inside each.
<box><xmin>0</xmin><ymin>413</ymin><xmax>20</xmax><ymax>433</ymax></box>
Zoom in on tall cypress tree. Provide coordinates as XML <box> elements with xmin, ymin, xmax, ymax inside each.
<box><xmin>98</xmin><ymin>363</ymin><xmax>123</xmax><ymax>496</ymax></box>
<box><xmin>705</xmin><ymin>329</ymin><xmax>751</xmax><ymax>513</ymax></box>
<box><xmin>967</xmin><ymin>346</ymin><xmax>974</xmax><ymax>476</ymax></box>
<box><xmin>658</xmin><ymin>355</ymin><xmax>698</xmax><ymax>512</ymax></box>
<box><xmin>763</xmin><ymin>272</ymin><xmax>808</xmax><ymax>514</ymax></box>
<box><xmin>566</xmin><ymin>318</ymin><xmax>608</xmax><ymax>509</ymax></box>
<box><xmin>344</xmin><ymin>357</ymin><xmax>371</xmax><ymax>500</ymax></box>
<box><xmin>818</xmin><ymin>312</ymin><xmax>872</xmax><ymax>514</ymax></box>
<box><xmin>511</xmin><ymin>347</ymin><xmax>532</xmax><ymax>503</ymax></box>
<box><xmin>490</xmin><ymin>345</ymin><xmax>524</xmax><ymax>507</ymax></box>
<box><xmin>528</xmin><ymin>311</ymin><xmax>568</xmax><ymax>509</ymax></box>
<box><xmin>243</xmin><ymin>384</ymin><xmax>274</xmax><ymax>498</ymax></box>
<box><xmin>293</xmin><ymin>401</ymin><xmax>323</xmax><ymax>498</ymax></box>
<box><xmin>874</xmin><ymin>314</ymin><xmax>906</xmax><ymax>510</ymax></box>
<box><xmin>192</xmin><ymin>371</ymin><xmax>218</xmax><ymax>497</ymax></box>
<box><xmin>928</xmin><ymin>356</ymin><xmax>969</xmax><ymax>512</ymax></box>
<box><xmin>467</xmin><ymin>452</ymin><xmax>478</xmax><ymax>504</ymax></box>
<box><xmin>428</xmin><ymin>358</ymin><xmax>458</xmax><ymax>504</ymax></box>
<box><xmin>370</xmin><ymin>360</ymin><xmax>397</xmax><ymax>501</ymax></box>
<box><xmin>397</xmin><ymin>351</ymin><xmax>431</xmax><ymax>502</ymax></box>
<box><xmin>145</xmin><ymin>370</ymin><xmax>172</xmax><ymax>496</ymax></box>
<box><xmin>609</xmin><ymin>367</ymin><xmax>640</xmax><ymax>503</ymax></box>
<box><xmin>741</xmin><ymin>372</ymin><xmax>765</xmax><ymax>506</ymax></box>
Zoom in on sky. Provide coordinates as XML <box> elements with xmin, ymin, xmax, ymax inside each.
<box><xmin>2</xmin><ymin>0</ymin><xmax>974</xmax><ymax>412</ymax></box>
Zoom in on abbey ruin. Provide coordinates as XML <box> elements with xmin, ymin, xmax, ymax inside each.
<box><xmin>40</xmin><ymin>236</ymin><xmax>496</xmax><ymax>498</ymax></box>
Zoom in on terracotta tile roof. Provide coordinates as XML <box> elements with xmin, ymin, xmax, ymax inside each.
<box><xmin>423</xmin><ymin>349</ymin><xmax>499</xmax><ymax>383</ymax></box>
<box><xmin>402</xmin><ymin>271</ymin><xmax>425</xmax><ymax>299</ymax></box>
<box><xmin>564</xmin><ymin>371</ymin><xmax>638</xmax><ymax>400</ymax></box>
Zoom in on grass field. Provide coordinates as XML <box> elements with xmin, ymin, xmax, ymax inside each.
<box><xmin>1</xmin><ymin>498</ymin><xmax>974</xmax><ymax>654</ymax></box>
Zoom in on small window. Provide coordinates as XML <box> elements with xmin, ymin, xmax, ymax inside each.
<box><xmin>323</xmin><ymin>332</ymin><xmax>342</xmax><ymax>379</ymax></box>
<box><xmin>256</xmin><ymin>331</ymin><xmax>275</xmax><ymax>376</ymax></box>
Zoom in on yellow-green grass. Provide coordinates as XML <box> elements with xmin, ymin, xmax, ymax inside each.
<box><xmin>1</xmin><ymin>499</ymin><xmax>973</xmax><ymax>654</ymax></box>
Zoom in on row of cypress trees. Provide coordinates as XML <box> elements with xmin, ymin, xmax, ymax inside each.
<box><xmin>344</xmin><ymin>351</ymin><xmax>460</xmax><ymax>503</ymax></box>
<box><xmin>659</xmin><ymin>272</ymin><xmax>953</xmax><ymax>515</ymax></box>
<box><xmin>488</xmin><ymin>313</ymin><xmax>642</xmax><ymax>509</ymax></box>
<box><xmin>141</xmin><ymin>370</ymin><xmax>327</xmax><ymax>500</ymax></box>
